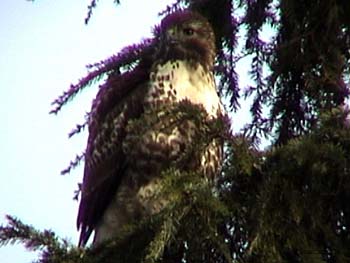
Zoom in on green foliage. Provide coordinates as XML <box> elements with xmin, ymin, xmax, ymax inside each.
<box><xmin>246</xmin><ymin>108</ymin><xmax>350</xmax><ymax>263</ymax></box>
<box><xmin>0</xmin><ymin>169</ymin><xmax>232</xmax><ymax>262</ymax></box>
<box><xmin>0</xmin><ymin>215</ymin><xmax>83</xmax><ymax>263</ymax></box>
<box><xmin>7</xmin><ymin>0</ymin><xmax>350</xmax><ymax>262</ymax></box>
<box><xmin>1</xmin><ymin>109</ymin><xmax>350</xmax><ymax>262</ymax></box>
<box><xmin>144</xmin><ymin>169</ymin><xmax>231</xmax><ymax>263</ymax></box>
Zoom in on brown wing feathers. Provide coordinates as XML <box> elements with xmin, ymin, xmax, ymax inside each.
<box><xmin>77</xmin><ymin>64</ymin><xmax>150</xmax><ymax>246</ymax></box>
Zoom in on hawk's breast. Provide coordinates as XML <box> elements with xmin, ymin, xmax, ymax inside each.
<box><xmin>146</xmin><ymin>60</ymin><xmax>223</xmax><ymax>117</ymax></box>
<box><xmin>93</xmin><ymin>60</ymin><xmax>225</xmax><ymax>245</ymax></box>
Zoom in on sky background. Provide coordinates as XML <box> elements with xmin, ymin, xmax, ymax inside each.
<box><xmin>0</xmin><ymin>1</ymin><xmax>254</xmax><ymax>262</ymax></box>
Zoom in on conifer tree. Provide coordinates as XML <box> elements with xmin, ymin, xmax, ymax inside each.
<box><xmin>1</xmin><ymin>0</ymin><xmax>350</xmax><ymax>262</ymax></box>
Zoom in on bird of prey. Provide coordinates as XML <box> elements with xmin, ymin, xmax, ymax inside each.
<box><xmin>77</xmin><ymin>10</ymin><xmax>226</xmax><ymax>246</ymax></box>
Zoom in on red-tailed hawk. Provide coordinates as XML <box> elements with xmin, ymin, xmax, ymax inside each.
<box><xmin>77</xmin><ymin>10</ymin><xmax>226</xmax><ymax>246</ymax></box>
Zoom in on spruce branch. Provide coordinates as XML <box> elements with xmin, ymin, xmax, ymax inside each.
<box><xmin>85</xmin><ymin>0</ymin><xmax>121</xmax><ymax>24</ymax></box>
<box><xmin>49</xmin><ymin>39</ymin><xmax>153</xmax><ymax>115</ymax></box>
<box><xmin>60</xmin><ymin>152</ymin><xmax>85</xmax><ymax>175</ymax></box>
<box><xmin>0</xmin><ymin>215</ymin><xmax>83</xmax><ymax>263</ymax></box>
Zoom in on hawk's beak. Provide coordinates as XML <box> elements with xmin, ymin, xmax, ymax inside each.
<box><xmin>167</xmin><ymin>28</ymin><xmax>179</xmax><ymax>45</ymax></box>
<box><xmin>169</xmin><ymin>39</ymin><xmax>179</xmax><ymax>45</ymax></box>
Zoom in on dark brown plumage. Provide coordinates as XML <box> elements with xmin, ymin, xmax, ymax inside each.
<box><xmin>77</xmin><ymin>10</ymin><xmax>226</xmax><ymax>247</ymax></box>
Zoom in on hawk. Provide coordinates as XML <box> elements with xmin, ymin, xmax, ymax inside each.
<box><xmin>77</xmin><ymin>10</ymin><xmax>226</xmax><ymax>246</ymax></box>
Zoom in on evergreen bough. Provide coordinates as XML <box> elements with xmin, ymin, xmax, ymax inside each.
<box><xmin>2</xmin><ymin>0</ymin><xmax>350</xmax><ymax>262</ymax></box>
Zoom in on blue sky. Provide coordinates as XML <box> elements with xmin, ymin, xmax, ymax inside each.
<box><xmin>0</xmin><ymin>1</ymin><xmax>253</xmax><ymax>262</ymax></box>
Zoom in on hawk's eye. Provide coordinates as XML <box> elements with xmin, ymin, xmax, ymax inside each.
<box><xmin>183</xmin><ymin>27</ymin><xmax>194</xmax><ymax>36</ymax></box>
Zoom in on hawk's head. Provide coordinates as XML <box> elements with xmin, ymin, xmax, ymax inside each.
<box><xmin>154</xmin><ymin>10</ymin><xmax>216</xmax><ymax>70</ymax></box>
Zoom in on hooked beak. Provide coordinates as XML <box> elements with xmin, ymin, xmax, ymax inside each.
<box><xmin>169</xmin><ymin>38</ymin><xmax>179</xmax><ymax>45</ymax></box>
<box><xmin>166</xmin><ymin>27</ymin><xmax>179</xmax><ymax>45</ymax></box>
